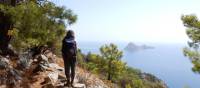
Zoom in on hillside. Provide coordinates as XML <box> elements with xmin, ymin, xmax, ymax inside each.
<box><xmin>0</xmin><ymin>48</ymin><xmax>111</xmax><ymax>88</ymax></box>
<box><xmin>0</xmin><ymin>47</ymin><xmax>167</xmax><ymax>88</ymax></box>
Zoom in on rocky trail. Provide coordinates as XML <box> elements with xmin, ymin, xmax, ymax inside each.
<box><xmin>0</xmin><ymin>48</ymin><xmax>110</xmax><ymax>88</ymax></box>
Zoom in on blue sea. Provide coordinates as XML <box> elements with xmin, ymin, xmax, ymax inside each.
<box><xmin>78</xmin><ymin>42</ymin><xmax>200</xmax><ymax>88</ymax></box>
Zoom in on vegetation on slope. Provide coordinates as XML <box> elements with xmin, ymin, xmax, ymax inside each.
<box><xmin>77</xmin><ymin>43</ymin><xmax>167</xmax><ymax>88</ymax></box>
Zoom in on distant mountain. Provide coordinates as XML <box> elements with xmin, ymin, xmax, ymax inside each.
<box><xmin>124</xmin><ymin>42</ymin><xmax>154</xmax><ymax>52</ymax></box>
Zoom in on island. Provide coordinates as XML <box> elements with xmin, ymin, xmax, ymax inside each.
<box><xmin>124</xmin><ymin>42</ymin><xmax>154</xmax><ymax>52</ymax></box>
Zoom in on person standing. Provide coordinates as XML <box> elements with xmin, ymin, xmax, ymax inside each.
<box><xmin>62</xmin><ymin>30</ymin><xmax>77</xmax><ymax>87</ymax></box>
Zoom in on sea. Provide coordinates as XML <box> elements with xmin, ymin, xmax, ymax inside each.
<box><xmin>77</xmin><ymin>42</ymin><xmax>200</xmax><ymax>88</ymax></box>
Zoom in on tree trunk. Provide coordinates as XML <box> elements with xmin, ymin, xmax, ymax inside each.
<box><xmin>0</xmin><ymin>0</ymin><xmax>16</xmax><ymax>55</ymax></box>
<box><xmin>0</xmin><ymin>12</ymin><xmax>12</xmax><ymax>54</ymax></box>
<box><xmin>11</xmin><ymin>0</ymin><xmax>16</xmax><ymax>6</ymax></box>
<box><xmin>107</xmin><ymin>60</ymin><xmax>112</xmax><ymax>80</ymax></box>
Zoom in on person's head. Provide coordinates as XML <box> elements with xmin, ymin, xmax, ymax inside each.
<box><xmin>66</xmin><ymin>30</ymin><xmax>75</xmax><ymax>39</ymax></box>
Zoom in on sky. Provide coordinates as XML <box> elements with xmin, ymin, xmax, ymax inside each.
<box><xmin>51</xmin><ymin>0</ymin><xmax>200</xmax><ymax>43</ymax></box>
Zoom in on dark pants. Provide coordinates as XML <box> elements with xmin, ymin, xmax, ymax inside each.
<box><xmin>62</xmin><ymin>54</ymin><xmax>76</xmax><ymax>84</ymax></box>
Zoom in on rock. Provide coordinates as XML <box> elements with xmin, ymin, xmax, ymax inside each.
<box><xmin>0</xmin><ymin>50</ymin><xmax>112</xmax><ymax>88</ymax></box>
<box><xmin>49</xmin><ymin>63</ymin><xmax>64</xmax><ymax>72</ymax></box>
<box><xmin>8</xmin><ymin>69</ymin><xmax>22</xmax><ymax>80</ymax></box>
<box><xmin>0</xmin><ymin>85</ymin><xmax>7</xmax><ymax>88</ymax></box>
<box><xmin>32</xmin><ymin>64</ymin><xmax>48</xmax><ymax>73</ymax></box>
<box><xmin>41</xmin><ymin>71</ymin><xmax>60</xmax><ymax>88</ymax></box>
<box><xmin>42</xmin><ymin>83</ymin><xmax>54</xmax><ymax>88</ymax></box>
<box><xmin>40</xmin><ymin>55</ymin><xmax>50</xmax><ymax>68</ymax></box>
<box><xmin>73</xmin><ymin>83</ymin><xmax>86</xmax><ymax>88</ymax></box>
<box><xmin>44</xmin><ymin>50</ymin><xmax>56</xmax><ymax>63</ymax></box>
<box><xmin>48</xmin><ymin>71</ymin><xmax>59</xmax><ymax>85</ymax></box>
<box><xmin>17</xmin><ymin>54</ymin><xmax>32</xmax><ymax>70</ymax></box>
<box><xmin>58</xmin><ymin>73</ymin><xmax>66</xmax><ymax>80</ymax></box>
<box><xmin>56</xmin><ymin>83</ymin><xmax>86</xmax><ymax>88</ymax></box>
<box><xmin>48</xmin><ymin>58</ymin><xmax>56</xmax><ymax>63</ymax></box>
<box><xmin>32</xmin><ymin>54</ymin><xmax>51</xmax><ymax>72</ymax></box>
<box><xmin>41</xmin><ymin>54</ymin><xmax>49</xmax><ymax>64</ymax></box>
<box><xmin>0</xmin><ymin>57</ymin><xmax>9</xmax><ymax>69</ymax></box>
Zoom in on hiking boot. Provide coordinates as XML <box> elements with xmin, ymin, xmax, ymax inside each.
<box><xmin>70</xmin><ymin>83</ymin><xmax>74</xmax><ymax>88</ymax></box>
<box><xmin>64</xmin><ymin>83</ymin><xmax>70</xmax><ymax>87</ymax></box>
<box><xmin>64</xmin><ymin>81</ymin><xmax>70</xmax><ymax>87</ymax></box>
<box><xmin>70</xmin><ymin>80</ymin><xmax>74</xmax><ymax>87</ymax></box>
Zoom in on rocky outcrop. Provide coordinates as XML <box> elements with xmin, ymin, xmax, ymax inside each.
<box><xmin>124</xmin><ymin>42</ymin><xmax>154</xmax><ymax>52</ymax></box>
<box><xmin>0</xmin><ymin>48</ymin><xmax>109</xmax><ymax>88</ymax></box>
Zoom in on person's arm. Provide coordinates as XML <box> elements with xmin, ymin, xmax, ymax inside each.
<box><xmin>61</xmin><ymin>38</ymin><xmax>65</xmax><ymax>53</ymax></box>
<box><xmin>75</xmin><ymin>41</ymin><xmax>78</xmax><ymax>56</ymax></box>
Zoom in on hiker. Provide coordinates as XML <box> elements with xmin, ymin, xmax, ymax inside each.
<box><xmin>62</xmin><ymin>30</ymin><xmax>77</xmax><ymax>87</ymax></box>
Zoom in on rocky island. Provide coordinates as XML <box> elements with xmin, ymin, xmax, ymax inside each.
<box><xmin>124</xmin><ymin>42</ymin><xmax>154</xmax><ymax>52</ymax></box>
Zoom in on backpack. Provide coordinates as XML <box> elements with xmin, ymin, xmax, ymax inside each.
<box><xmin>62</xmin><ymin>38</ymin><xmax>77</xmax><ymax>56</ymax></box>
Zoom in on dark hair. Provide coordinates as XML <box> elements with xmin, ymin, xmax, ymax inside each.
<box><xmin>66</xmin><ymin>30</ymin><xmax>75</xmax><ymax>39</ymax></box>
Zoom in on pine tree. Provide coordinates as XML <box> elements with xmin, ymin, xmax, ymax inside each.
<box><xmin>100</xmin><ymin>43</ymin><xmax>125</xmax><ymax>81</ymax></box>
<box><xmin>0</xmin><ymin>0</ymin><xmax>77</xmax><ymax>54</ymax></box>
<box><xmin>182</xmin><ymin>14</ymin><xmax>200</xmax><ymax>73</ymax></box>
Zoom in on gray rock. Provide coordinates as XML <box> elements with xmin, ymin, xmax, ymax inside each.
<box><xmin>17</xmin><ymin>54</ymin><xmax>32</xmax><ymax>70</ymax></box>
<box><xmin>0</xmin><ymin>57</ymin><xmax>9</xmax><ymax>69</ymax></box>
<box><xmin>32</xmin><ymin>54</ymin><xmax>50</xmax><ymax>72</ymax></box>
<box><xmin>8</xmin><ymin>69</ymin><xmax>22</xmax><ymax>80</ymax></box>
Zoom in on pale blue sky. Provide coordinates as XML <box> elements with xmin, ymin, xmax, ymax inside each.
<box><xmin>51</xmin><ymin>0</ymin><xmax>200</xmax><ymax>43</ymax></box>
